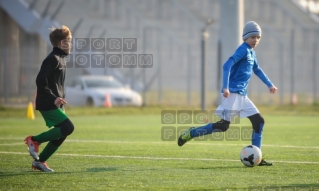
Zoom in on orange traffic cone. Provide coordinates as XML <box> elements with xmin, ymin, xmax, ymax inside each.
<box><xmin>292</xmin><ymin>93</ymin><xmax>298</xmax><ymax>105</ymax></box>
<box><xmin>27</xmin><ymin>102</ymin><xmax>35</xmax><ymax>120</ymax></box>
<box><xmin>34</xmin><ymin>93</ymin><xmax>37</xmax><ymax>108</ymax></box>
<box><xmin>104</xmin><ymin>94</ymin><xmax>112</xmax><ymax>108</ymax></box>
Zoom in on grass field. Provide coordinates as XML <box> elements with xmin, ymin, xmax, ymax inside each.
<box><xmin>0</xmin><ymin>106</ymin><xmax>319</xmax><ymax>190</ymax></box>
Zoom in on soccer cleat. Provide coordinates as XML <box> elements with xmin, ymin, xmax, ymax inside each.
<box><xmin>178</xmin><ymin>127</ymin><xmax>195</xmax><ymax>146</ymax></box>
<box><xmin>258</xmin><ymin>159</ymin><xmax>273</xmax><ymax>166</ymax></box>
<box><xmin>32</xmin><ymin>160</ymin><xmax>54</xmax><ymax>172</ymax></box>
<box><xmin>24</xmin><ymin>136</ymin><xmax>40</xmax><ymax>160</ymax></box>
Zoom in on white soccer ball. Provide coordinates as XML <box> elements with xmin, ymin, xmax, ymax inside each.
<box><xmin>240</xmin><ymin>145</ymin><xmax>262</xmax><ymax>167</ymax></box>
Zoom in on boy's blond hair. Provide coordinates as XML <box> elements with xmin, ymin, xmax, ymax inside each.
<box><xmin>49</xmin><ymin>25</ymin><xmax>72</xmax><ymax>47</ymax></box>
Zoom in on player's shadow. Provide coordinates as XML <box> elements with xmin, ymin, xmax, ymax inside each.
<box><xmin>86</xmin><ymin>167</ymin><xmax>117</xmax><ymax>172</ymax></box>
<box><xmin>0</xmin><ymin>167</ymin><xmax>117</xmax><ymax>176</ymax></box>
<box><xmin>192</xmin><ymin>166</ymin><xmax>244</xmax><ymax>170</ymax></box>
<box><xmin>284</xmin><ymin>184</ymin><xmax>319</xmax><ymax>189</ymax></box>
<box><xmin>0</xmin><ymin>171</ymin><xmax>74</xmax><ymax>177</ymax></box>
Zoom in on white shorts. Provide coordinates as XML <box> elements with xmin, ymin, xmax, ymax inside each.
<box><xmin>215</xmin><ymin>93</ymin><xmax>259</xmax><ymax>122</ymax></box>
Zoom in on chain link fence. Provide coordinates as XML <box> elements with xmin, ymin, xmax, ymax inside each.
<box><xmin>0</xmin><ymin>0</ymin><xmax>319</xmax><ymax>107</ymax></box>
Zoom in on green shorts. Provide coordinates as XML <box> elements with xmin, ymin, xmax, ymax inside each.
<box><xmin>40</xmin><ymin>108</ymin><xmax>68</xmax><ymax>128</ymax></box>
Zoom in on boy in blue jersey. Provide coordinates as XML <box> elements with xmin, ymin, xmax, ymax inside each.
<box><xmin>178</xmin><ymin>21</ymin><xmax>278</xmax><ymax>166</ymax></box>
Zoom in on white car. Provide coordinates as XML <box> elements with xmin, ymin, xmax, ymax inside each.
<box><xmin>65</xmin><ymin>75</ymin><xmax>142</xmax><ymax>107</ymax></box>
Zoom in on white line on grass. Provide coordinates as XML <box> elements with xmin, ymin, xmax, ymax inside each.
<box><xmin>0</xmin><ymin>142</ymin><xmax>23</xmax><ymax>146</ymax></box>
<box><xmin>67</xmin><ymin>140</ymin><xmax>319</xmax><ymax>150</ymax></box>
<box><xmin>0</xmin><ymin>151</ymin><xmax>319</xmax><ymax>165</ymax></box>
<box><xmin>0</xmin><ymin>137</ymin><xmax>319</xmax><ymax>149</ymax></box>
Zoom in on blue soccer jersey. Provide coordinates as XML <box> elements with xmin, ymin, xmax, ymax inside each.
<box><xmin>222</xmin><ymin>42</ymin><xmax>273</xmax><ymax>96</ymax></box>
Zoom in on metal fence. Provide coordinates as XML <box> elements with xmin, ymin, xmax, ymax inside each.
<box><xmin>0</xmin><ymin>0</ymin><xmax>319</xmax><ymax>107</ymax></box>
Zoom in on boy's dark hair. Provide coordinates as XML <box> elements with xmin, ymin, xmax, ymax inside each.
<box><xmin>49</xmin><ymin>25</ymin><xmax>72</xmax><ymax>47</ymax></box>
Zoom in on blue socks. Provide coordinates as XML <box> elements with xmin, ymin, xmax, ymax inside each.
<box><xmin>189</xmin><ymin>122</ymin><xmax>264</xmax><ymax>150</ymax></box>
<box><xmin>252</xmin><ymin>124</ymin><xmax>264</xmax><ymax>149</ymax></box>
<box><xmin>190</xmin><ymin>123</ymin><xmax>214</xmax><ymax>138</ymax></box>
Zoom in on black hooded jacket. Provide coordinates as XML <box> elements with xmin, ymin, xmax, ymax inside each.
<box><xmin>35</xmin><ymin>47</ymin><xmax>67</xmax><ymax>111</ymax></box>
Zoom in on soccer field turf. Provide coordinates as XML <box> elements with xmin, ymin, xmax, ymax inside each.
<box><xmin>0</xmin><ymin>113</ymin><xmax>318</xmax><ymax>190</ymax></box>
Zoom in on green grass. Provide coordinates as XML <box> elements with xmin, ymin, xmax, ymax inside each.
<box><xmin>0</xmin><ymin>108</ymin><xmax>319</xmax><ymax>190</ymax></box>
<box><xmin>1</xmin><ymin>104</ymin><xmax>319</xmax><ymax>118</ymax></box>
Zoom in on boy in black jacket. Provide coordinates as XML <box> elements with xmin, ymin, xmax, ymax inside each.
<box><xmin>25</xmin><ymin>25</ymin><xmax>74</xmax><ymax>172</ymax></box>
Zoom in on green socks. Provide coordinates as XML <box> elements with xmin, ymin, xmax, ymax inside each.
<box><xmin>39</xmin><ymin>141</ymin><xmax>59</xmax><ymax>162</ymax></box>
<box><xmin>32</xmin><ymin>127</ymin><xmax>65</xmax><ymax>162</ymax></box>
<box><xmin>32</xmin><ymin>127</ymin><xmax>63</xmax><ymax>143</ymax></box>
